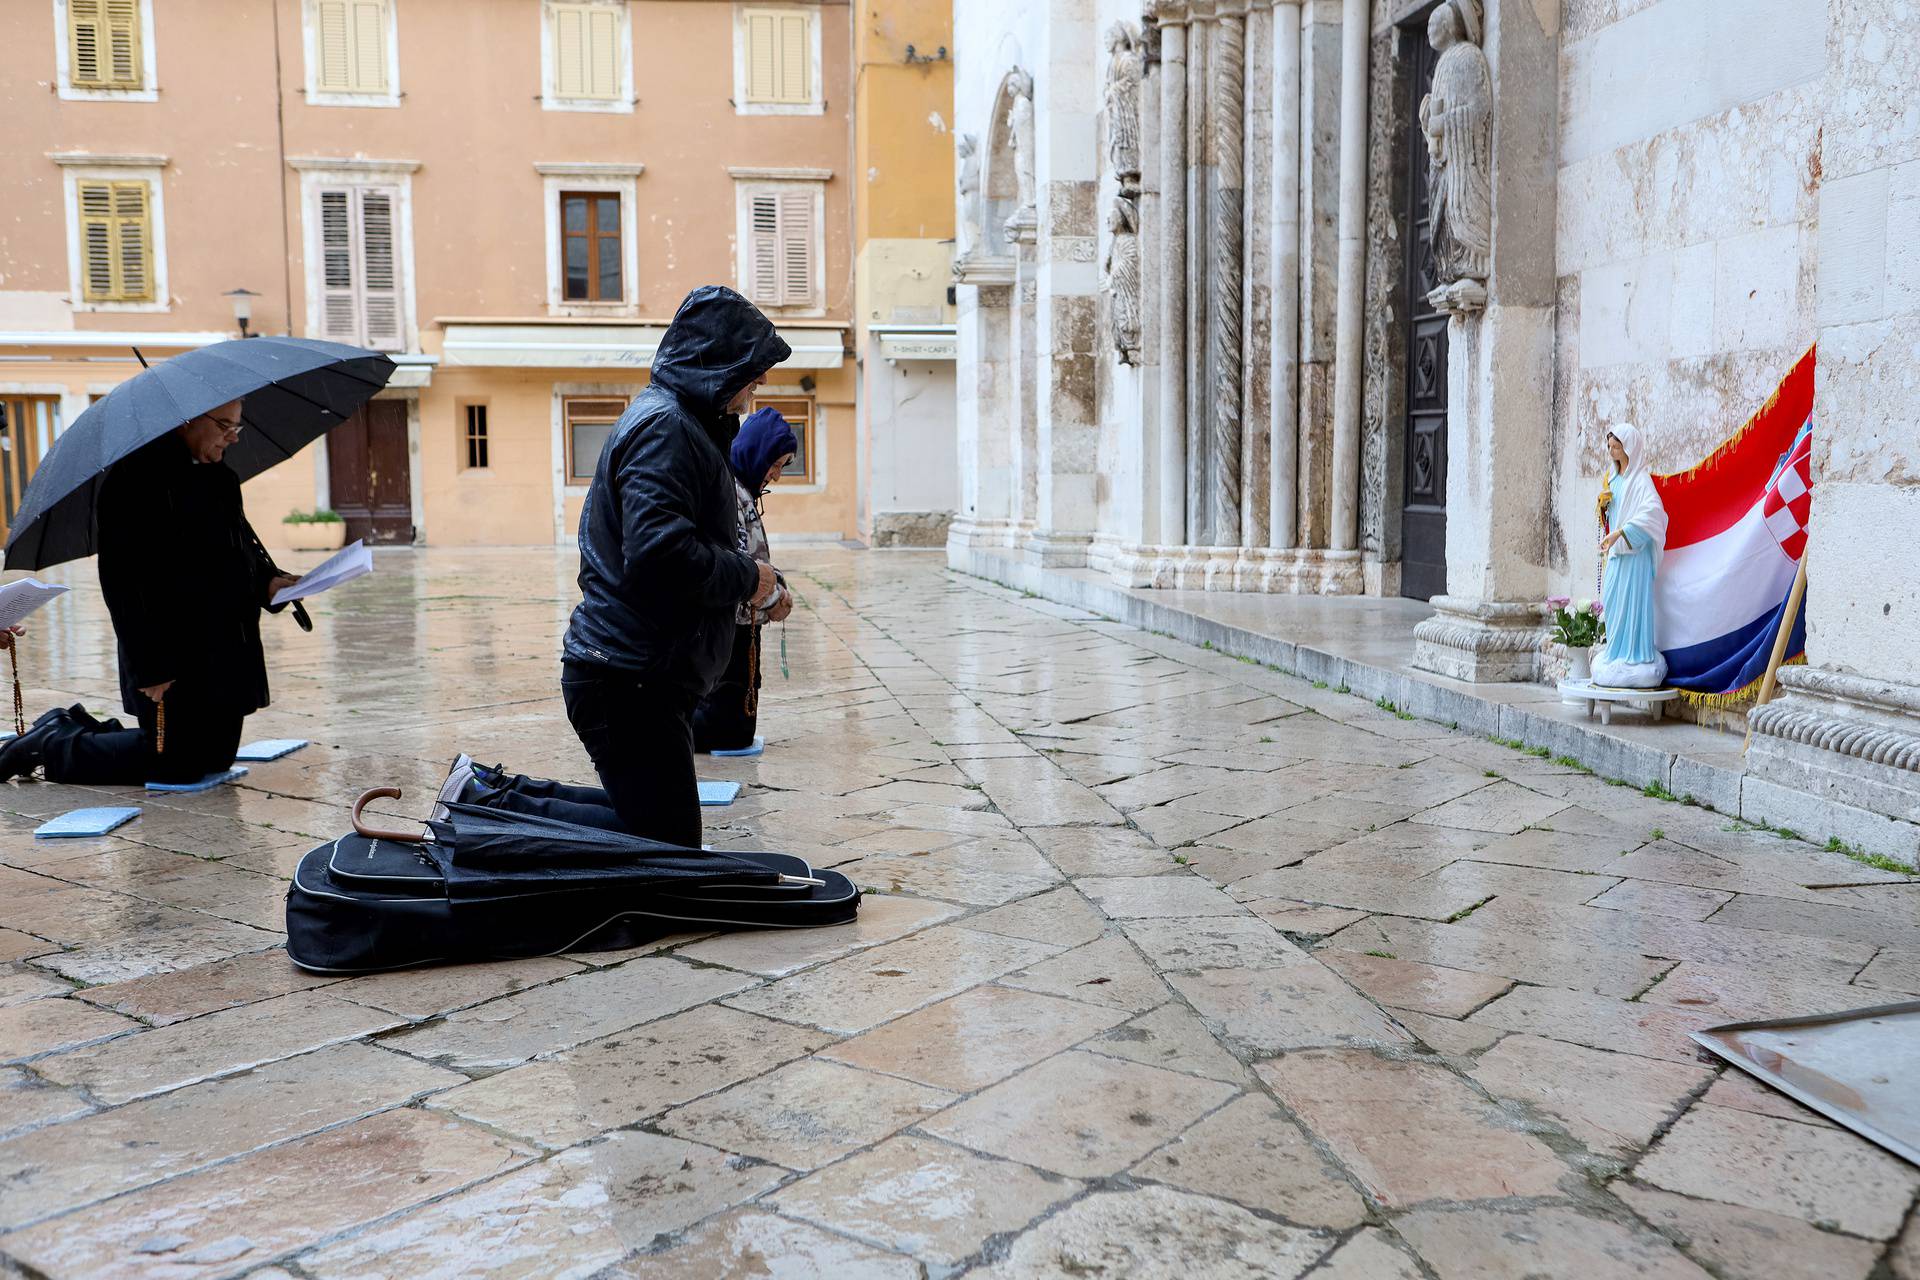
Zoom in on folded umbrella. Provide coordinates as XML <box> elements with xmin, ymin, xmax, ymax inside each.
<box><xmin>3</xmin><ymin>336</ymin><xmax>393</xmax><ymax>570</ymax></box>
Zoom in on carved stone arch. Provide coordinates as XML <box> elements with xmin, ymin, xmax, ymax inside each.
<box><xmin>980</xmin><ymin>68</ymin><xmax>1028</xmax><ymax>258</ymax></box>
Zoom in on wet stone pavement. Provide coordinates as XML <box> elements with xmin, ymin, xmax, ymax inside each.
<box><xmin>2</xmin><ymin>547</ymin><xmax>1917</xmax><ymax>1279</ymax></box>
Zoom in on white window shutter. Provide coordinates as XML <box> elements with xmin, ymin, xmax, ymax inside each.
<box><xmin>748</xmin><ymin>192</ymin><xmax>780</xmax><ymax>305</ymax></box>
<box><xmin>587</xmin><ymin>7</ymin><xmax>619</xmax><ymax>98</ymax></box>
<box><xmin>746</xmin><ymin>13</ymin><xmax>776</xmax><ymax>101</ymax></box>
<box><xmin>777</xmin><ymin>13</ymin><xmax>808</xmax><ymax>103</ymax></box>
<box><xmin>553</xmin><ymin>6</ymin><xmax>586</xmax><ymax>97</ymax></box>
<box><xmin>358</xmin><ymin>188</ymin><xmax>402</xmax><ymax>351</ymax></box>
<box><xmin>315</xmin><ymin>0</ymin><xmax>351</xmax><ymax>89</ymax></box>
<box><xmin>350</xmin><ymin>0</ymin><xmax>387</xmax><ymax>92</ymax></box>
<box><xmin>777</xmin><ymin>189</ymin><xmax>814</xmax><ymax>307</ymax></box>
<box><xmin>318</xmin><ymin>188</ymin><xmax>362</xmax><ymax>342</ymax></box>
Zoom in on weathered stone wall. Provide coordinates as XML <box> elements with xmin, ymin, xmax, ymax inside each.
<box><xmin>1551</xmin><ymin>0</ymin><xmax>1828</xmax><ymax>594</ymax></box>
<box><xmin>1805</xmin><ymin>0</ymin><xmax>1920</xmax><ymax>685</ymax></box>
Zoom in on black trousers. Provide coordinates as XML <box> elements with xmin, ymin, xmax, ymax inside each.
<box><xmin>468</xmin><ymin>767</ymin><xmax>628</xmax><ymax>834</ymax></box>
<box><xmin>560</xmin><ymin>660</ymin><xmax>702</xmax><ymax>849</ymax></box>
<box><xmin>692</xmin><ymin>624</ymin><xmax>760</xmax><ymax>752</ymax></box>
<box><xmin>41</xmin><ymin>686</ymin><xmax>245</xmax><ymax>786</ymax></box>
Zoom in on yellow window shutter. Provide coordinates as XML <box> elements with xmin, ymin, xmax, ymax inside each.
<box><xmin>69</xmin><ymin>0</ymin><xmax>104</xmax><ymax>85</ymax></box>
<box><xmin>112</xmin><ymin>181</ymin><xmax>150</xmax><ymax>301</ymax></box>
<box><xmin>78</xmin><ymin>181</ymin><xmax>116</xmax><ymax>301</ymax></box>
<box><xmin>105</xmin><ymin>0</ymin><xmax>142</xmax><ymax>87</ymax></box>
<box><xmin>77</xmin><ymin>179</ymin><xmax>152</xmax><ymax>303</ymax></box>
<box><xmin>747</xmin><ymin>192</ymin><xmax>780</xmax><ymax>305</ymax></box>
<box><xmin>776</xmin><ymin>13</ymin><xmax>808</xmax><ymax>104</ymax></box>
<box><xmin>350</xmin><ymin>0</ymin><xmax>388</xmax><ymax>92</ymax></box>
<box><xmin>70</xmin><ymin>0</ymin><xmax>143</xmax><ymax>89</ymax></box>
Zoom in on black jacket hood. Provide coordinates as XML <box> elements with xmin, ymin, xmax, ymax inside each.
<box><xmin>649</xmin><ymin>287</ymin><xmax>792</xmax><ymax>422</ymax></box>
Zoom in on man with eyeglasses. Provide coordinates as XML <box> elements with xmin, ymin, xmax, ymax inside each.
<box><xmin>0</xmin><ymin>399</ymin><xmax>304</xmax><ymax>784</ymax></box>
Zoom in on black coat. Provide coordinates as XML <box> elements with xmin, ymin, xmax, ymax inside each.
<box><xmin>563</xmin><ymin>286</ymin><xmax>792</xmax><ymax>695</ymax></box>
<box><xmin>97</xmin><ymin>433</ymin><xmax>281</xmax><ymax>715</ymax></box>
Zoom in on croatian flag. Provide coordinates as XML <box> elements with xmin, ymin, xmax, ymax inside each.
<box><xmin>1652</xmin><ymin>347</ymin><xmax>1814</xmax><ymax>701</ymax></box>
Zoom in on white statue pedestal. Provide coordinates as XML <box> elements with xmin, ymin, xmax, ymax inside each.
<box><xmin>1558</xmin><ymin>680</ymin><xmax>1680</xmax><ymax>726</ymax></box>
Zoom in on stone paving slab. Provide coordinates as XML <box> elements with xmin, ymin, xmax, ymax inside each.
<box><xmin>1</xmin><ymin>548</ymin><xmax>1912</xmax><ymax>1278</ymax></box>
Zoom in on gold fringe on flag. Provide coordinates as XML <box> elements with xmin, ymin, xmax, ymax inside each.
<box><xmin>1677</xmin><ymin>654</ymin><xmax>1807</xmax><ymax>710</ymax></box>
<box><xmin>1654</xmin><ymin>343</ymin><xmax>1816</xmax><ymax>488</ymax></box>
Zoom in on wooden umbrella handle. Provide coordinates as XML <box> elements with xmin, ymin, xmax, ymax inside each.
<box><xmin>351</xmin><ymin>787</ymin><xmax>428</xmax><ymax>843</ymax></box>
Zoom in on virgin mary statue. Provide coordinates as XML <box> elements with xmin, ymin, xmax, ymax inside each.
<box><xmin>1592</xmin><ymin>423</ymin><xmax>1669</xmax><ymax>688</ymax></box>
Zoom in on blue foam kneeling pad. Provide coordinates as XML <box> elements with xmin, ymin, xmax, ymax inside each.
<box><xmin>235</xmin><ymin>739</ymin><xmax>309</xmax><ymax>762</ymax></box>
<box><xmin>706</xmin><ymin>737</ymin><xmax>765</xmax><ymax>758</ymax></box>
<box><xmin>146</xmin><ymin>767</ymin><xmax>248</xmax><ymax>793</ymax></box>
<box><xmin>37</xmin><ymin>807</ymin><xmax>141</xmax><ymax>838</ymax></box>
<box><xmin>698</xmin><ymin>780</ymin><xmax>741</xmax><ymax>806</ymax></box>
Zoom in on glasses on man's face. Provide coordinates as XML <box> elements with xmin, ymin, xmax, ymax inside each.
<box><xmin>199</xmin><ymin>415</ymin><xmax>244</xmax><ymax>439</ymax></box>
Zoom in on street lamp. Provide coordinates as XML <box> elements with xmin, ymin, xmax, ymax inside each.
<box><xmin>224</xmin><ymin>288</ymin><xmax>261</xmax><ymax>338</ymax></box>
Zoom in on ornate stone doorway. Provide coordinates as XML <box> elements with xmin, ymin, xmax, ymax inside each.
<box><xmin>1400</xmin><ymin>17</ymin><xmax>1448</xmax><ymax>601</ymax></box>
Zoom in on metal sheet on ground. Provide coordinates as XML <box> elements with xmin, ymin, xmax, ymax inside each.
<box><xmin>1692</xmin><ymin>1000</ymin><xmax>1920</xmax><ymax>1166</ymax></box>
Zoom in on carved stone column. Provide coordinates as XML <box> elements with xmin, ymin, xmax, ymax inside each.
<box><xmin>1269</xmin><ymin>0</ymin><xmax>1302</xmax><ymax>555</ymax></box>
<box><xmin>1238</xmin><ymin>0</ymin><xmax>1272</xmax><ymax>563</ymax></box>
<box><xmin>1295</xmin><ymin>1</ymin><xmax>1342</xmax><ymax>551</ymax></box>
<box><xmin>1207</xmin><ymin>1</ymin><xmax>1247</xmax><ymax>548</ymax></box>
<box><xmin>1156</xmin><ymin>4</ymin><xmax>1189</xmax><ymax>554</ymax></box>
<box><xmin>1328</xmin><ymin>0</ymin><xmax>1368</xmax><ymax>552</ymax></box>
<box><xmin>1184</xmin><ymin>1</ymin><xmax>1213</xmax><ymax>546</ymax></box>
<box><xmin>1411</xmin><ymin>0</ymin><xmax>1557</xmax><ymax>682</ymax></box>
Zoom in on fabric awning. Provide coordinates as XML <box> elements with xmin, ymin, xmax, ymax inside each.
<box><xmin>870</xmin><ymin>324</ymin><xmax>956</xmax><ymax>362</ymax></box>
<box><xmin>439</xmin><ymin>323</ymin><xmax>846</xmax><ymax>370</ymax></box>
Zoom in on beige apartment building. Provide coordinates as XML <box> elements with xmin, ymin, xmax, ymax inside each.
<box><xmin>0</xmin><ymin>0</ymin><xmax>865</xmax><ymax>549</ymax></box>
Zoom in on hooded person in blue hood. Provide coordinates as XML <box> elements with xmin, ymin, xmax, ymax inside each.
<box><xmin>556</xmin><ymin>286</ymin><xmax>790</xmax><ymax>846</ymax></box>
<box><xmin>692</xmin><ymin>406</ymin><xmax>799</xmax><ymax>753</ymax></box>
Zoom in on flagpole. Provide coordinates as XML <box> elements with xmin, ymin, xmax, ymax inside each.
<box><xmin>1743</xmin><ymin>555</ymin><xmax>1809</xmax><ymax>753</ymax></box>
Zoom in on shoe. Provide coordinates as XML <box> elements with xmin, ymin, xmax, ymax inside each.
<box><xmin>431</xmin><ymin>754</ymin><xmax>477</xmax><ymax>822</ymax></box>
<box><xmin>0</xmin><ymin>718</ymin><xmax>63</xmax><ymax>782</ymax></box>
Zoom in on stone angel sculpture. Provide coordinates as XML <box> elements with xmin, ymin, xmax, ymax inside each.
<box><xmin>1105</xmin><ymin>196</ymin><xmax>1142</xmax><ymax>364</ymax></box>
<box><xmin>1007</xmin><ymin>68</ymin><xmax>1036</xmax><ymax>222</ymax></box>
<box><xmin>955</xmin><ymin>134</ymin><xmax>983</xmax><ymax>260</ymax></box>
<box><xmin>1419</xmin><ymin>0</ymin><xmax>1493</xmax><ymax>303</ymax></box>
<box><xmin>1592</xmin><ymin>422</ymin><xmax>1670</xmax><ymax>688</ymax></box>
<box><xmin>1104</xmin><ymin>22</ymin><xmax>1143</xmax><ymax>192</ymax></box>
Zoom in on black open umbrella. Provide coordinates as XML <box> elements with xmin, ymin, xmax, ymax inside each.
<box><xmin>3</xmin><ymin>336</ymin><xmax>393</xmax><ymax>570</ymax></box>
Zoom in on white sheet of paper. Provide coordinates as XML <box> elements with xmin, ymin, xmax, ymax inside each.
<box><xmin>0</xmin><ymin>579</ymin><xmax>70</xmax><ymax>631</ymax></box>
<box><xmin>273</xmin><ymin>539</ymin><xmax>373</xmax><ymax>605</ymax></box>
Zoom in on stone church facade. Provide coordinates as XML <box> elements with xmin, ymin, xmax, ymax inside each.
<box><xmin>949</xmin><ymin>0</ymin><xmax>1920</xmax><ymax>846</ymax></box>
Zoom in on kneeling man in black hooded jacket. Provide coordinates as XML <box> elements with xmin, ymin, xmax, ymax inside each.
<box><xmin>557</xmin><ymin>286</ymin><xmax>787</xmax><ymax>847</ymax></box>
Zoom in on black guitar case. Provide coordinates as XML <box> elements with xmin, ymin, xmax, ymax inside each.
<box><xmin>285</xmin><ymin>834</ymin><xmax>859</xmax><ymax>974</ymax></box>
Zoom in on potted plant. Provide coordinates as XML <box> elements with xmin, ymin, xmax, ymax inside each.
<box><xmin>283</xmin><ymin>509</ymin><xmax>346</xmax><ymax>552</ymax></box>
<box><xmin>1548</xmin><ymin>596</ymin><xmax>1605</xmax><ymax>685</ymax></box>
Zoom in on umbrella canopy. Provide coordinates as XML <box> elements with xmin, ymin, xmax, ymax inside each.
<box><xmin>425</xmin><ymin>801</ymin><xmax>780</xmax><ymax>900</ymax></box>
<box><xmin>3</xmin><ymin>336</ymin><xmax>393</xmax><ymax>569</ymax></box>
